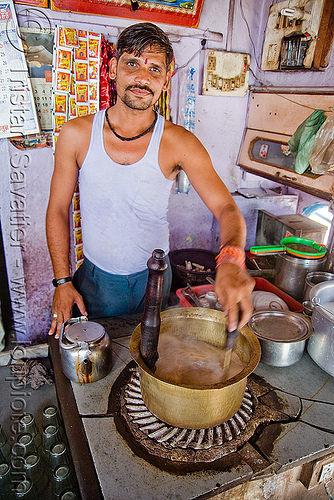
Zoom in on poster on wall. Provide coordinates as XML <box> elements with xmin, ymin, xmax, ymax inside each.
<box><xmin>0</xmin><ymin>0</ymin><xmax>40</xmax><ymax>138</ymax></box>
<box><xmin>50</xmin><ymin>0</ymin><xmax>204</xmax><ymax>28</ymax></box>
<box><xmin>52</xmin><ymin>25</ymin><xmax>101</xmax><ymax>268</ymax></box>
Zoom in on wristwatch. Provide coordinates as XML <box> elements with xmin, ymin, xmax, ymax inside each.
<box><xmin>52</xmin><ymin>276</ymin><xmax>72</xmax><ymax>287</ymax></box>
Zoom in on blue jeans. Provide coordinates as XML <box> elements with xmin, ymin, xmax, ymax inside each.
<box><xmin>72</xmin><ymin>256</ymin><xmax>172</xmax><ymax>319</ymax></box>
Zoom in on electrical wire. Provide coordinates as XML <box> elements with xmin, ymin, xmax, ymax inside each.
<box><xmin>238</xmin><ymin>0</ymin><xmax>273</xmax><ymax>88</ymax></box>
<box><xmin>239</xmin><ymin>0</ymin><xmax>261</xmax><ymax>71</ymax></box>
<box><xmin>249</xmin><ymin>67</ymin><xmax>273</xmax><ymax>88</ymax></box>
<box><xmin>174</xmin><ymin>48</ymin><xmax>202</xmax><ymax>74</ymax></box>
<box><xmin>173</xmin><ymin>33</ymin><xmax>209</xmax><ymax>75</ymax></box>
<box><xmin>168</xmin><ymin>28</ymin><xmax>215</xmax><ymax>42</ymax></box>
<box><xmin>275</xmin><ymin>93</ymin><xmax>334</xmax><ymax>112</ymax></box>
<box><xmin>240</xmin><ymin>0</ymin><xmax>334</xmax><ymax>97</ymax></box>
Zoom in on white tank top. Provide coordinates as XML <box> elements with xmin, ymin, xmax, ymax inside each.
<box><xmin>78</xmin><ymin>110</ymin><xmax>173</xmax><ymax>274</ymax></box>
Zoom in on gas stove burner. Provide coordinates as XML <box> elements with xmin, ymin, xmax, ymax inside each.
<box><xmin>124</xmin><ymin>370</ymin><xmax>254</xmax><ymax>450</ymax></box>
<box><xmin>109</xmin><ymin>361</ymin><xmax>290</xmax><ymax>473</ymax></box>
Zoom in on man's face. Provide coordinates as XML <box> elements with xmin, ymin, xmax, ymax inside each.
<box><xmin>109</xmin><ymin>49</ymin><xmax>171</xmax><ymax>111</ymax></box>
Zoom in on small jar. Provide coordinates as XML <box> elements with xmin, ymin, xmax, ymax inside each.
<box><xmin>205</xmin><ymin>291</ymin><xmax>218</xmax><ymax>309</ymax></box>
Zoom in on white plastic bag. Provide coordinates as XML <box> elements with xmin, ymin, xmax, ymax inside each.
<box><xmin>309</xmin><ymin>113</ymin><xmax>334</xmax><ymax>174</ymax></box>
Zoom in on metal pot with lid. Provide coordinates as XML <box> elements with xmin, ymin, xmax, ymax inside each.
<box><xmin>59</xmin><ymin>317</ymin><xmax>112</xmax><ymax>383</ymax></box>
<box><xmin>274</xmin><ymin>253</ymin><xmax>327</xmax><ymax>303</ymax></box>
<box><xmin>307</xmin><ymin>280</ymin><xmax>334</xmax><ymax>377</ymax></box>
<box><xmin>250</xmin><ymin>237</ymin><xmax>328</xmax><ymax>302</ymax></box>
<box><xmin>248</xmin><ymin>310</ymin><xmax>312</xmax><ymax>367</ymax></box>
<box><xmin>302</xmin><ymin>271</ymin><xmax>334</xmax><ymax>302</ymax></box>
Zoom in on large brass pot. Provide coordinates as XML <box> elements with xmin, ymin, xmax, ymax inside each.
<box><xmin>130</xmin><ymin>308</ymin><xmax>261</xmax><ymax>429</ymax></box>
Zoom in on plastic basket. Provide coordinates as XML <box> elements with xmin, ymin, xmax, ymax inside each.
<box><xmin>176</xmin><ymin>276</ymin><xmax>303</xmax><ymax>312</ymax></box>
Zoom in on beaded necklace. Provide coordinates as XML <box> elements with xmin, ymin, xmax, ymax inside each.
<box><xmin>105</xmin><ymin>108</ymin><xmax>157</xmax><ymax>142</ymax></box>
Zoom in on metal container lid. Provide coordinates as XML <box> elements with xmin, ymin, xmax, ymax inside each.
<box><xmin>66</xmin><ymin>321</ymin><xmax>105</xmax><ymax>343</ymax></box>
<box><xmin>248</xmin><ymin>311</ymin><xmax>312</xmax><ymax>343</ymax></box>
<box><xmin>310</xmin><ymin>280</ymin><xmax>334</xmax><ymax>301</ymax></box>
<box><xmin>305</xmin><ymin>271</ymin><xmax>334</xmax><ymax>287</ymax></box>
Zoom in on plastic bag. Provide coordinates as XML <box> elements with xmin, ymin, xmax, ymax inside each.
<box><xmin>309</xmin><ymin>113</ymin><xmax>334</xmax><ymax>174</ymax></box>
<box><xmin>288</xmin><ymin>109</ymin><xmax>326</xmax><ymax>174</ymax></box>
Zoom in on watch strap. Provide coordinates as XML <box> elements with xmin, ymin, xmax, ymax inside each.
<box><xmin>53</xmin><ymin>276</ymin><xmax>72</xmax><ymax>287</ymax></box>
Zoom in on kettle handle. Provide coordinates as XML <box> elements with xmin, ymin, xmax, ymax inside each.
<box><xmin>59</xmin><ymin>316</ymin><xmax>88</xmax><ymax>349</ymax></box>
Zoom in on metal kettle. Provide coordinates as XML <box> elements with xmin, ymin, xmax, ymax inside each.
<box><xmin>59</xmin><ymin>317</ymin><xmax>112</xmax><ymax>383</ymax></box>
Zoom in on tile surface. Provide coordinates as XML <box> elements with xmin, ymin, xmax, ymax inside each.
<box><xmin>254</xmin><ymin>351</ymin><xmax>334</xmax><ymax>401</ymax></box>
<box><xmin>70</xmin><ymin>340</ymin><xmax>132</xmax><ymax>416</ymax></box>
<box><xmin>82</xmin><ymin>416</ymin><xmax>253</xmax><ymax>500</ymax></box>
<box><xmin>74</xmin><ymin>340</ymin><xmax>334</xmax><ymax>499</ymax></box>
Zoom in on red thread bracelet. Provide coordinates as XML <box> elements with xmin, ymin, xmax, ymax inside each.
<box><xmin>215</xmin><ymin>245</ymin><xmax>246</xmax><ymax>270</ymax></box>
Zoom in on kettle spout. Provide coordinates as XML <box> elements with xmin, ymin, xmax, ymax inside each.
<box><xmin>76</xmin><ymin>343</ymin><xmax>94</xmax><ymax>383</ymax></box>
<box><xmin>81</xmin><ymin>357</ymin><xmax>93</xmax><ymax>377</ymax></box>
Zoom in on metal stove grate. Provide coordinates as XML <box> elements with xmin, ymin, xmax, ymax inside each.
<box><xmin>124</xmin><ymin>370</ymin><xmax>254</xmax><ymax>450</ymax></box>
<box><xmin>110</xmin><ymin>361</ymin><xmax>290</xmax><ymax>472</ymax></box>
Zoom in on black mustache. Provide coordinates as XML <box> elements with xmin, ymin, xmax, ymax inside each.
<box><xmin>126</xmin><ymin>85</ymin><xmax>154</xmax><ymax>95</ymax></box>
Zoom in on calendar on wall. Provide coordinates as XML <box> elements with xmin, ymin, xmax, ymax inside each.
<box><xmin>30</xmin><ymin>79</ymin><xmax>52</xmax><ymax>130</ymax></box>
<box><xmin>0</xmin><ymin>0</ymin><xmax>40</xmax><ymax>138</ymax></box>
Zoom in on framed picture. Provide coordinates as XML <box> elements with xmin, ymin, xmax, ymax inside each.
<box><xmin>14</xmin><ymin>0</ymin><xmax>48</xmax><ymax>6</ymax></box>
<box><xmin>50</xmin><ymin>0</ymin><xmax>204</xmax><ymax>28</ymax></box>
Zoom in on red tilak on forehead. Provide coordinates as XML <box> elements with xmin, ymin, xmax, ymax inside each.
<box><xmin>145</xmin><ymin>58</ymin><xmax>148</xmax><ymax>64</ymax></box>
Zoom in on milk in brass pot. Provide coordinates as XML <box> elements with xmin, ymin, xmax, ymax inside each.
<box><xmin>130</xmin><ymin>308</ymin><xmax>261</xmax><ymax>429</ymax></box>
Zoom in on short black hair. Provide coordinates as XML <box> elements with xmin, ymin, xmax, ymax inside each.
<box><xmin>116</xmin><ymin>22</ymin><xmax>173</xmax><ymax>69</ymax></box>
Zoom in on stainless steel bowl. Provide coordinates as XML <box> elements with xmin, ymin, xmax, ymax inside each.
<box><xmin>248</xmin><ymin>310</ymin><xmax>312</xmax><ymax>367</ymax></box>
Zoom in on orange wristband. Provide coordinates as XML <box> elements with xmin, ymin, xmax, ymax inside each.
<box><xmin>215</xmin><ymin>245</ymin><xmax>246</xmax><ymax>270</ymax></box>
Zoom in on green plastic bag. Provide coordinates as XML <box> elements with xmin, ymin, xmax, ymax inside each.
<box><xmin>288</xmin><ymin>109</ymin><xmax>326</xmax><ymax>174</ymax></box>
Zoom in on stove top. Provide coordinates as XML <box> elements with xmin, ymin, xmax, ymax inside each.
<box><xmin>108</xmin><ymin>360</ymin><xmax>294</xmax><ymax>473</ymax></box>
<box><xmin>51</xmin><ymin>326</ymin><xmax>334</xmax><ymax>500</ymax></box>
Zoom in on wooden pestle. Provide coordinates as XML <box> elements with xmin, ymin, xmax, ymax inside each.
<box><xmin>140</xmin><ymin>249</ymin><xmax>167</xmax><ymax>372</ymax></box>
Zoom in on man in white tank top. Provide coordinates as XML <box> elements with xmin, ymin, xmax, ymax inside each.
<box><xmin>46</xmin><ymin>23</ymin><xmax>255</xmax><ymax>339</ymax></box>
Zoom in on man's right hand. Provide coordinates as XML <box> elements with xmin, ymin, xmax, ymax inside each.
<box><xmin>48</xmin><ymin>282</ymin><xmax>88</xmax><ymax>339</ymax></box>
